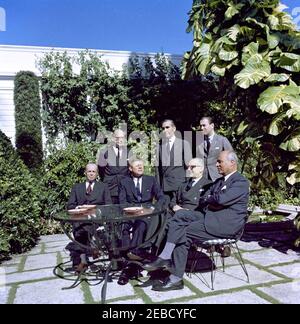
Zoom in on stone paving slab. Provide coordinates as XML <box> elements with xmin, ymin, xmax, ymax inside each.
<box><xmin>3</xmin><ymin>265</ymin><xmax>19</xmax><ymax>274</ymax></box>
<box><xmin>270</xmin><ymin>263</ymin><xmax>300</xmax><ymax>279</ymax></box>
<box><xmin>139</xmin><ymin>281</ymin><xmax>196</xmax><ymax>303</ymax></box>
<box><xmin>14</xmin><ymin>278</ymin><xmax>85</xmax><ymax>304</ymax></box>
<box><xmin>257</xmin><ymin>282</ymin><xmax>300</xmax><ymax>304</ymax></box>
<box><xmin>0</xmin><ymin>286</ymin><xmax>10</xmax><ymax>304</ymax></box>
<box><xmin>242</xmin><ymin>249</ymin><xmax>300</xmax><ymax>267</ymax></box>
<box><xmin>174</xmin><ymin>290</ymin><xmax>270</xmax><ymax>304</ymax></box>
<box><xmin>24</xmin><ymin>253</ymin><xmax>57</xmax><ymax>271</ymax></box>
<box><xmin>238</xmin><ymin>241</ymin><xmax>265</xmax><ymax>251</ymax></box>
<box><xmin>39</xmin><ymin>234</ymin><xmax>68</xmax><ymax>243</ymax></box>
<box><xmin>5</xmin><ymin>268</ymin><xmax>55</xmax><ymax>285</ymax></box>
<box><xmin>184</xmin><ymin>264</ymin><xmax>281</xmax><ymax>293</ymax></box>
<box><xmin>24</xmin><ymin>245</ymin><xmax>43</xmax><ymax>255</ymax></box>
<box><xmin>89</xmin><ymin>280</ymin><xmax>137</xmax><ymax>302</ymax></box>
<box><xmin>110</xmin><ymin>298</ymin><xmax>145</xmax><ymax>304</ymax></box>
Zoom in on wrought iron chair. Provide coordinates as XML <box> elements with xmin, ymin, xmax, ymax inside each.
<box><xmin>188</xmin><ymin>231</ymin><xmax>249</xmax><ymax>290</ymax></box>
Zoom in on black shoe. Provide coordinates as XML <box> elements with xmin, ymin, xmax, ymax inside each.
<box><xmin>127</xmin><ymin>251</ymin><xmax>144</xmax><ymax>261</ymax></box>
<box><xmin>117</xmin><ymin>272</ymin><xmax>130</xmax><ymax>285</ymax></box>
<box><xmin>142</xmin><ymin>257</ymin><xmax>172</xmax><ymax>272</ymax></box>
<box><xmin>152</xmin><ymin>278</ymin><xmax>184</xmax><ymax>291</ymax></box>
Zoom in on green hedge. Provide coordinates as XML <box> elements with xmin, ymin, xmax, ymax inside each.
<box><xmin>41</xmin><ymin>141</ymin><xmax>98</xmax><ymax>222</ymax></box>
<box><xmin>14</xmin><ymin>71</ymin><xmax>43</xmax><ymax>171</ymax></box>
<box><xmin>0</xmin><ymin>131</ymin><xmax>41</xmax><ymax>260</ymax></box>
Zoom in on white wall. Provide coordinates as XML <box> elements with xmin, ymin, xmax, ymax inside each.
<box><xmin>0</xmin><ymin>45</ymin><xmax>182</xmax><ymax>146</ymax></box>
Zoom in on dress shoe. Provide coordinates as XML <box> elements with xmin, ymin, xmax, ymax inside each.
<box><xmin>216</xmin><ymin>245</ymin><xmax>231</xmax><ymax>257</ymax></box>
<box><xmin>152</xmin><ymin>278</ymin><xmax>184</xmax><ymax>291</ymax></box>
<box><xmin>117</xmin><ymin>272</ymin><xmax>130</xmax><ymax>285</ymax></box>
<box><xmin>127</xmin><ymin>251</ymin><xmax>144</xmax><ymax>261</ymax></box>
<box><xmin>142</xmin><ymin>257</ymin><xmax>172</xmax><ymax>272</ymax></box>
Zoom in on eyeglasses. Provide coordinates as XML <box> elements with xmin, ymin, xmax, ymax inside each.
<box><xmin>187</xmin><ymin>165</ymin><xmax>199</xmax><ymax>169</ymax></box>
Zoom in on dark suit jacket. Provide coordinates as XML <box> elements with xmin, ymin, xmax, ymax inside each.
<box><xmin>202</xmin><ymin>172</ymin><xmax>249</xmax><ymax>238</ymax></box>
<box><xmin>197</xmin><ymin>133</ymin><xmax>233</xmax><ymax>181</ymax></box>
<box><xmin>119</xmin><ymin>175</ymin><xmax>165</xmax><ymax>206</ymax></box>
<box><xmin>170</xmin><ymin>177</ymin><xmax>212</xmax><ymax>211</ymax></box>
<box><xmin>67</xmin><ymin>181</ymin><xmax>112</xmax><ymax>210</ymax></box>
<box><xmin>156</xmin><ymin>137</ymin><xmax>192</xmax><ymax>193</ymax></box>
<box><xmin>97</xmin><ymin>146</ymin><xmax>129</xmax><ymax>197</ymax></box>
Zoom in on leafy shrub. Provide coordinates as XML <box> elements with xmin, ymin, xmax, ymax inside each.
<box><xmin>41</xmin><ymin>141</ymin><xmax>98</xmax><ymax>224</ymax></box>
<box><xmin>14</xmin><ymin>71</ymin><xmax>43</xmax><ymax>171</ymax></box>
<box><xmin>0</xmin><ymin>131</ymin><xmax>41</xmax><ymax>260</ymax></box>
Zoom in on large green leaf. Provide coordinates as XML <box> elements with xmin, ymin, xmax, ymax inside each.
<box><xmin>264</xmin><ymin>73</ymin><xmax>290</xmax><ymax>83</ymax></box>
<box><xmin>273</xmin><ymin>53</ymin><xmax>300</xmax><ymax>72</ymax></box>
<box><xmin>219</xmin><ymin>48</ymin><xmax>238</xmax><ymax>61</ymax></box>
<box><xmin>225</xmin><ymin>2</ymin><xmax>245</xmax><ymax>20</ymax></box>
<box><xmin>280</xmin><ymin>132</ymin><xmax>300</xmax><ymax>152</ymax></box>
<box><xmin>226</xmin><ymin>24</ymin><xmax>240</xmax><ymax>41</ymax></box>
<box><xmin>235</xmin><ymin>57</ymin><xmax>271</xmax><ymax>89</ymax></box>
<box><xmin>268</xmin><ymin>112</ymin><xmax>286</xmax><ymax>136</ymax></box>
<box><xmin>258</xmin><ymin>85</ymin><xmax>300</xmax><ymax>114</ymax></box>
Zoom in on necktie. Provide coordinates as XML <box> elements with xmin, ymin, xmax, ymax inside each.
<box><xmin>205</xmin><ymin>136</ymin><xmax>210</xmax><ymax>154</ymax></box>
<box><xmin>135</xmin><ymin>177</ymin><xmax>142</xmax><ymax>202</ymax></box>
<box><xmin>116</xmin><ymin>145</ymin><xmax>120</xmax><ymax>167</ymax></box>
<box><xmin>166</xmin><ymin>140</ymin><xmax>171</xmax><ymax>156</ymax></box>
<box><xmin>86</xmin><ymin>181</ymin><xmax>93</xmax><ymax>195</ymax></box>
<box><xmin>186</xmin><ymin>179</ymin><xmax>195</xmax><ymax>191</ymax></box>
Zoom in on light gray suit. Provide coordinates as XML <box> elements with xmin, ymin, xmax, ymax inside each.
<box><xmin>196</xmin><ymin>133</ymin><xmax>233</xmax><ymax>181</ymax></box>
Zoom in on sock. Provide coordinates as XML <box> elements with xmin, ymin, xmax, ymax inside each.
<box><xmin>159</xmin><ymin>242</ymin><xmax>175</xmax><ymax>260</ymax></box>
<box><xmin>169</xmin><ymin>274</ymin><xmax>182</xmax><ymax>283</ymax></box>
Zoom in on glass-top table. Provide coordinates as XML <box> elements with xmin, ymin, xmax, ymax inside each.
<box><xmin>53</xmin><ymin>202</ymin><xmax>167</xmax><ymax>303</ymax></box>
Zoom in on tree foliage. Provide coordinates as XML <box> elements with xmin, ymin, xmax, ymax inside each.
<box><xmin>183</xmin><ymin>0</ymin><xmax>300</xmax><ymax>191</ymax></box>
<box><xmin>14</xmin><ymin>71</ymin><xmax>43</xmax><ymax>171</ymax></box>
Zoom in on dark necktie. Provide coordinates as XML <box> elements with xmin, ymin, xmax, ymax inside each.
<box><xmin>135</xmin><ymin>177</ymin><xmax>142</xmax><ymax>202</ymax></box>
<box><xmin>166</xmin><ymin>140</ymin><xmax>171</xmax><ymax>156</ymax></box>
<box><xmin>205</xmin><ymin>136</ymin><xmax>210</xmax><ymax>154</ymax></box>
<box><xmin>116</xmin><ymin>145</ymin><xmax>120</xmax><ymax>167</ymax></box>
<box><xmin>86</xmin><ymin>181</ymin><xmax>93</xmax><ymax>195</ymax></box>
<box><xmin>186</xmin><ymin>179</ymin><xmax>195</xmax><ymax>191</ymax></box>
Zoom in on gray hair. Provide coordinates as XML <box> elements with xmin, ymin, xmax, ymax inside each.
<box><xmin>190</xmin><ymin>157</ymin><xmax>204</xmax><ymax>168</ymax></box>
<box><xmin>128</xmin><ymin>157</ymin><xmax>144</xmax><ymax>166</ymax></box>
<box><xmin>226</xmin><ymin>151</ymin><xmax>239</xmax><ymax>163</ymax></box>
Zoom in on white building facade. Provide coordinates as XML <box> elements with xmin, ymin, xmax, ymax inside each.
<box><xmin>0</xmin><ymin>45</ymin><xmax>181</xmax><ymax>145</ymax></box>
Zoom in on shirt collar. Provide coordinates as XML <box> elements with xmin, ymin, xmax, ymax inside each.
<box><xmin>224</xmin><ymin>171</ymin><xmax>237</xmax><ymax>182</ymax></box>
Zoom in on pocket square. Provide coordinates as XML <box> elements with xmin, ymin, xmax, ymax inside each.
<box><xmin>221</xmin><ymin>185</ymin><xmax>227</xmax><ymax>190</ymax></box>
<box><xmin>199</xmin><ymin>189</ymin><xmax>204</xmax><ymax>192</ymax></box>
<box><xmin>215</xmin><ymin>147</ymin><xmax>220</xmax><ymax>149</ymax></box>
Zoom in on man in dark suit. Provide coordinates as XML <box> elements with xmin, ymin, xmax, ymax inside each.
<box><xmin>143</xmin><ymin>151</ymin><xmax>249</xmax><ymax>291</ymax></box>
<box><xmin>66</xmin><ymin>163</ymin><xmax>112</xmax><ymax>271</ymax></box>
<box><xmin>156</xmin><ymin>119</ymin><xmax>192</xmax><ymax>200</ymax></box>
<box><xmin>170</xmin><ymin>158</ymin><xmax>212</xmax><ymax>213</ymax></box>
<box><xmin>117</xmin><ymin>158</ymin><xmax>166</xmax><ymax>285</ymax></box>
<box><xmin>119</xmin><ymin>158</ymin><xmax>166</xmax><ymax>260</ymax></box>
<box><xmin>97</xmin><ymin>129</ymin><xmax>129</xmax><ymax>203</ymax></box>
<box><xmin>197</xmin><ymin>117</ymin><xmax>233</xmax><ymax>181</ymax></box>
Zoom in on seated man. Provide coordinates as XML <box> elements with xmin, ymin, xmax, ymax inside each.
<box><xmin>139</xmin><ymin>157</ymin><xmax>212</xmax><ymax>288</ymax></box>
<box><xmin>66</xmin><ymin>163</ymin><xmax>112</xmax><ymax>272</ymax></box>
<box><xmin>117</xmin><ymin>158</ymin><xmax>167</xmax><ymax>285</ymax></box>
<box><xmin>170</xmin><ymin>158</ymin><xmax>212</xmax><ymax>213</ymax></box>
<box><xmin>142</xmin><ymin>151</ymin><xmax>249</xmax><ymax>291</ymax></box>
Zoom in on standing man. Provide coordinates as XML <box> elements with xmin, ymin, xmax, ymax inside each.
<box><xmin>143</xmin><ymin>151</ymin><xmax>249</xmax><ymax>291</ymax></box>
<box><xmin>157</xmin><ymin>119</ymin><xmax>192</xmax><ymax>200</ymax></box>
<box><xmin>197</xmin><ymin>117</ymin><xmax>233</xmax><ymax>181</ymax></box>
<box><xmin>97</xmin><ymin>129</ymin><xmax>129</xmax><ymax>204</ymax></box>
<box><xmin>66</xmin><ymin>163</ymin><xmax>112</xmax><ymax>271</ymax></box>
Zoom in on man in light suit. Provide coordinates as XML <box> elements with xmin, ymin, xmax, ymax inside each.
<box><xmin>143</xmin><ymin>151</ymin><xmax>249</xmax><ymax>291</ymax></box>
<box><xmin>97</xmin><ymin>129</ymin><xmax>129</xmax><ymax>204</ymax></box>
<box><xmin>66</xmin><ymin>163</ymin><xmax>112</xmax><ymax>271</ymax></box>
<box><xmin>156</xmin><ymin>119</ymin><xmax>192</xmax><ymax>200</ymax></box>
<box><xmin>197</xmin><ymin>117</ymin><xmax>233</xmax><ymax>181</ymax></box>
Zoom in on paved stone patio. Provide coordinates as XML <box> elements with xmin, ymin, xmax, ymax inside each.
<box><xmin>1</xmin><ymin>234</ymin><xmax>300</xmax><ymax>304</ymax></box>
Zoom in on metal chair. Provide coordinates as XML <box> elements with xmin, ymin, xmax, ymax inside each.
<box><xmin>189</xmin><ymin>235</ymin><xmax>249</xmax><ymax>290</ymax></box>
